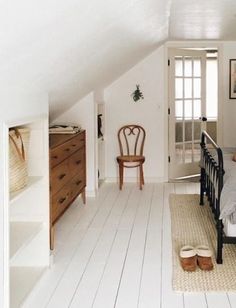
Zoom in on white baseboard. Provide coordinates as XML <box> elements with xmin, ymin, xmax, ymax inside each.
<box><xmin>105</xmin><ymin>177</ymin><xmax>164</xmax><ymax>183</ymax></box>
<box><xmin>84</xmin><ymin>178</ymin><xmax>166</xmax><ymax>198</ymax></box>
<box><xmin>85</xmin><ymin>190</ymin><xmax>96</xmax><ymax>197</ymax></box>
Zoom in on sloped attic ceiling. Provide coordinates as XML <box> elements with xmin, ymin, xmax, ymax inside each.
<box><xmin>1</xmin><ymin>0</ymin><xmax>236</xmax><ymax>119</ymax></box>
<box><xmin>0</xmin><ymin>0</ymin><xmax>170</xmax><ymax>119</ymax></box>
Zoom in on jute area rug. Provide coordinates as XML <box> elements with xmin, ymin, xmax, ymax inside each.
<box><xmin>170</xmin><ymin>194</ymin><xmax>236</xmax><ymax>292</ymax></box>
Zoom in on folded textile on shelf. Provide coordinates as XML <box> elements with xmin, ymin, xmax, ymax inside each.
<box><xmin>49</xmin><ymin>125</ymin><xmax>81</xmax><ymax>134</ymax></box>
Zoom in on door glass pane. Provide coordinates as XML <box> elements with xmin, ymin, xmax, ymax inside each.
<box><xmin>194</xmin><ymin>78</ymin><xmax>201</xmax><ymax>98</ymax></box>
<box><xmin>184</xmin><ymin>57</ymin><xmax>192</xmax><ymax>77</ymax></box>
<box><xmin>184</xmin><ymin>100</ymin><xmax>192</xmax><ymax>119</ymax></box>
<box><xmin>193</xmin><ymin>99</ymin><xmax>201</xmax><ymax>119</ymax></box>
<box><xmin>175</xmin><ymin>143</ymin><xmax>183</xmax><ymax>163</ymax></box>
<box><xmin>175</xmin><ymin>58</ymin><xmax>183</xmax><ymax>77</ymax></box>
<box><xmin>175</xmin><ymin>122</ymin><xmax>183</xmax><ymax>142</ymax></box>
<box><xmin>194</xmin><ymin>121</ymin><xmax>201</xmax><ymax>140</ymax></box>
<box><xmin>185</xmin><ymin>122</ymin><xmax>192</xmax><ymax>142</ymax></box>
<box><xmin>193</xmin><ymin>143</ymin><xmax>201</xmax><ymax>162</ymax></box>
<box><xmin>185</xmin><ymin>143</ymin><xmax>192</xmax><ymax>163</ymax></box>
<box><xmin>194</xmin><ymin>59</ymin><xmax>201</xmax><ymax>77</ymax></box>
<box><xmin>175</xmin><ymin>79</ymin><xmax>183</xmax><ymax>99</ymax></box>
<box><xmin>175</xmin><ymin>100</ymin><xmax>183</xmax><ymax>119</ymax></box>
<box><xmin>184</xmin><ymin>79</ymin><xmax>192</xmax><ymax>98</ymax></box>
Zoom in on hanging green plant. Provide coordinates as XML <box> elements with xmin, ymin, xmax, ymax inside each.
<box><xmin>132</xmin><ymin>84</ymin><xmax>144</xmax><ymax>102</ymax></box>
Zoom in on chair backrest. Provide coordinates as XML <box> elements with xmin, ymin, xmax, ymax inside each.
<box><xmin>118</xmin><ymin>125</ymin><xmax>146</xmax><ymax>156</ymax></box>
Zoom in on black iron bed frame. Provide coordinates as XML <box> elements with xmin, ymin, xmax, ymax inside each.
<box><xmin>200</xmin><ymin>130</ymin><xmax>236</xmax><ymax>264</ymax></box>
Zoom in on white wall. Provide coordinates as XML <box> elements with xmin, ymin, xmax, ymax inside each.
<box><xmin>222</xmin><ymin>42</ymin><xmax>236</xmax><ymax>147</ymax></box>
<box><xmin>104</xmin><ymin>46</ymin><xmax>165</xmax><ymax>182</ymax></box>
<box><xmin>0</xmin><ymin>121</ymin><xmax>7</xmax><ymax>308</ymax></box>
<box><xmin>0</xmin><ymin>89</ymin><xmax>48</xmax><ymax>126</ymax></box>
<box><xmin>50</xmin><ymin>41</ymin><xmax>236</xmax><ymax>190</ymax></box>
<box><xmin>104</xmin><ymin>41</ymin><xmax>236</xmax><ymax>183</ymax></box>
<box><xmin>53</xmin><ymin>93</ymin><xmax>97</xmax><ymax>196</ymax></box>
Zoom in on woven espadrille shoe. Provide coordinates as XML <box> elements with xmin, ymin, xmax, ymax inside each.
<box><xmin>196</xmin><ymin>245</ymin><xmax>214</xmax><ymax>271</ymax></box>
<box><xmin>180</xmin><ymin>246</ymin><xmax>197</xmax><ymax>271</ymax></box>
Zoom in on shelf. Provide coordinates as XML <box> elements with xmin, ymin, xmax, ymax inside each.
<box><xmin>10</xmin><ymin>222</ymin><xmax>43</xmax><ymax>259</ymax></box>
<box><xmin>10</xmin><ymin>266</ymin><xmax>45</xmax><ymax>308</ymax></box>
<box><xmin>10</xmin><ymin>176</ymin><xmax>43</xmax><ymax>204</ymax></box>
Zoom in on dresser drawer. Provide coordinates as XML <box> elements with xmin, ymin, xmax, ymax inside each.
<box><xmin>51</xmin><ymin>184</ymin><xmax>72</xmax><ymax>223</ymax></box>
<box><xmin>50</xmin><ymin>160</ymin><xmax>70</xmax><ymax>196</ymax></box>
<box><xmin>70</xmin><ymin>171</ymin><xmax>85</xmax><ymax>200</ymax></box>
<box><xmin>50</xmin><ymin>132</ymin><xmax>85</xmax><ymax>168</ymax></box>
<box><xmin>68</xmin><ymin>148</ymin><xmax>85</xmax><ymax>176</ymax></box>
<box><xmin>49</xmin><ymin>130</ymin><xmax>86</xmax><ymax>249</ymax></box>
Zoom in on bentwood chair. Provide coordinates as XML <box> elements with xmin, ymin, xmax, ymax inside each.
<box><xmin>116</xmin><ymin>124</ymin><xmax>146</xmax><ymax>190</ymax></box>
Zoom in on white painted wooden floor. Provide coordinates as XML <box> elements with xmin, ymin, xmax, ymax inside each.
<box><xmin>23</xmin><ymin>182</ymin><xmax>236</xmax><ymax>308</ymax></box>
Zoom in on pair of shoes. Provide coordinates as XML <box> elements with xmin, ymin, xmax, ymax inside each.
<box><xmin>180</xmin><ymin>245</ymin><xmax>213</xmax><ymax>272</ymax></box>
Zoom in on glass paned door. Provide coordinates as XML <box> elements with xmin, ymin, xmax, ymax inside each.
<box><xmin>168</xmin><ymin>49</ymin><xmax>207</xmax><ymax>179</ymax></box>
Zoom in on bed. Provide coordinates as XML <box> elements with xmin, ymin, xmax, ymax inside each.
<box><xmin>200</xmin><ymin>130</ymin><xmax>236</xmax><ymax>264</ymax></box>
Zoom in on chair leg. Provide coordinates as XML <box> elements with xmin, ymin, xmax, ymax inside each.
<box><xmin>139</xmin><ymin>165</ymin><xmax>143</xmax><ymax>190</ymax></box>
<box><xmin>119</xmin><ymin>163</ymin><xmax>124</xmax><ymax>190</ymax></box>
<box><xmin>141</xmin><ymin>164</ymin><xmax>144</xmax><ymax>185</ymax></box>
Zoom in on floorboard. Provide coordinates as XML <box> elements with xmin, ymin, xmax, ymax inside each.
<box><xmin>114</xmin><ymin>184</ymin><xmax>154</xmax><ymax>308</ymax></box>
<box><xmin>228</xmin><ymin>292</ymin><xmax>236</xmax><ymax>308</ymax></box>
<box><xmin>46</xmin><ymin>185</ymin><xmax>121</xmax><ymax>308</ymax></box>
<box><xmin>69</xmin><ymin>185</ymin><xmax>133</xmax><ymax>308</ymax></box>
<box><xmin>138</xmin><ymin>183</ymin><xmax>163</xmax><ymax>308</ymax></box>
<box><xmin>184</xmin><ymin>293</ymin><xmax>207</xmax><ymax>308</ymax></box>
<box><xmin>23</xmin><ymin>183</ymin><xmax>114</xmax><ymax>308</ymax></box>
<box><xmin>23</xmin><ymin>182</ymin><xmax>235</xmax><ymax>308</ymax></box>
<box><xmin>206</xmin><ymin>293</ymin><xmax>231</xmax><ymax>308</ymax></box>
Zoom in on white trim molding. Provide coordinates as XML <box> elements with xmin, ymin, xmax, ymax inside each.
<box><xmin>105</xmin><ymin>177</ymin><xmax>165</xmax><ymax>184</ymax></box>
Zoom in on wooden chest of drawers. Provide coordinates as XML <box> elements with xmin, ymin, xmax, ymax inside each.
<box><xmin>49</xmin><ymin>130</ymin><xmax>86</xmax><ymax>249</ymax></box>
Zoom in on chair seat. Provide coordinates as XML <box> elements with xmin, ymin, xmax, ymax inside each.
<box><xmin>117</xmin><ymin>155</ymin><xmax>145</xmax><ymax>163</ymax></box>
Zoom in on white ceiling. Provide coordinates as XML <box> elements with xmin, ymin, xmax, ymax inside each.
<box><xmin>169</xmin><ymin>0</ymin><xmax>236</xmax><ymax>40</ymax></box>
<box><xmin>1</xmin><ymin>0</ymin><xmax>236</xmax><ymax>119</ymax></box>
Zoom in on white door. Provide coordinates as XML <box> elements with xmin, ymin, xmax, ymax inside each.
<box><xmin>168</xmin><ymin>49</ymin><xmax>207</xmax><ymax>180</ymax></box>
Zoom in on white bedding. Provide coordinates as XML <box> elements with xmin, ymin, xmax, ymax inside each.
<box><xmin>219</xmin><ymin>150</ymin><xmax>236</xmax><ymax>224</ymax></box>
<box><xmin>223</xmin><ymin>217</ymin><xmax>236</xmax><ymax>236</ymax></box>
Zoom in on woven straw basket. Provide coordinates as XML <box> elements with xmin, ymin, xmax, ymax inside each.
<box><xmin>9</xmin><ymin>128</ymin><xmax>30</xmax><ymax>193</ymax></box>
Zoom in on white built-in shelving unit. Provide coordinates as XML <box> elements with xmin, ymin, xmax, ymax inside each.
<box><xmin>0</xmin><ymin>90</ymin><xmax>50</xmax><ymax>308</ymax></box>
<box><xmin>6</xmin><ymin>116</ymin><xmax>50</xmax><ymax>308</ymax></box>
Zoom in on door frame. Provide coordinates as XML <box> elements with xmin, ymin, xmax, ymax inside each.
<box><xmin>168</xmin><ymin>48</ymin><xmax>207</xmax><ymax>180</ymax></box>
<box><xmin>164</xmin><ymin>41</ymin><xmax>223</xmax><ymax>182</ymax></box>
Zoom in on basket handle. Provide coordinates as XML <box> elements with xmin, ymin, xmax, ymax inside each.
<box><xmin>9</xmin><ymin>129</ymin><xmax>26</xmax><ymax>161</ymax></box>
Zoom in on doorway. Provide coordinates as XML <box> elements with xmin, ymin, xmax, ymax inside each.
<box><xmin>168</xmin><ymin>48</ymin><xmax>218</xmax><ymax>180</ymax></box>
